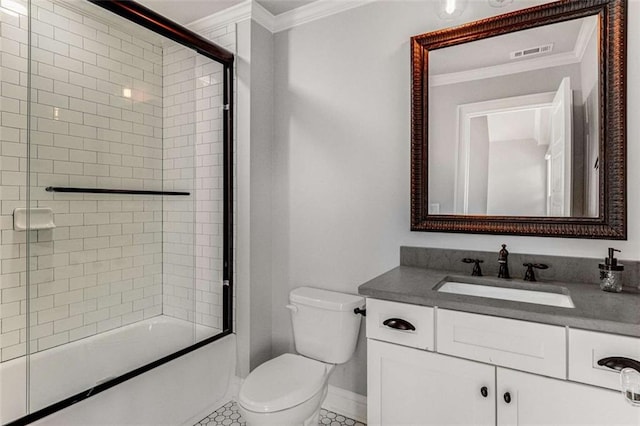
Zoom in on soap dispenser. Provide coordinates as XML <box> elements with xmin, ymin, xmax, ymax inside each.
<box><xmin>599</xmin><ymin>248</ymin><xmax>624</xmax><ymax>293</ymax></box>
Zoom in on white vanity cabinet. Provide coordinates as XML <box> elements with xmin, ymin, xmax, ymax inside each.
<box><xmin>498</xmin><ymin>368</ymin><xmax>640</xmax><ymax>425</ymax></box>
<box><xmin>366</xmin><ymin>300</ymin><xmax>640</xmax><ymax>426</ymax></box>
<box><xmin>368</xmin><ymin>339</ymin><xmax>495</xmax><ymax>426</ymax></box>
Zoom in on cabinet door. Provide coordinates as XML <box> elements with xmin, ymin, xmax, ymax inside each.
<box><xmin>368</xmin><ymin>339</ymin><xmax>495</xmax><ymax>426</ymax></box>
<box><xmin>497</xmin><ymin>368</ymin><xmax>640</xmax><ymax>426</ymax></box>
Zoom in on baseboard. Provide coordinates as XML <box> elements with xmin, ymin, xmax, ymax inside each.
<box><xmin>323</xmin><ymin>385</ymin><xmax>367</xmax><ymax>424</ymax></box>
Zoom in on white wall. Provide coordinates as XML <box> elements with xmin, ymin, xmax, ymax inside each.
<box><xmin>235</xmin><ymin>17</ymin><xmax>252</xmax><ymax>379</ymax></box>
<box><xmin>248</xmin><ymin>20</ymin><xmax>275</xmax><ymax>371</ymax></box>
<box><xmin>467</xmin><ymin>116</ymin><xmax>489</xmax><ymax>214</ymax></box>
<box><xmin>486</xmin><ymin>139</ymin><xmax>547</xmax><ymax>216</ymax></box>
<box><xmin>580</xmin><ymin>20</ymin><xmax>600</xmax><ymax>217</ymax></box>
<box><xmin>271</xmin><ymin>0</ymin><xmax>640</xmax><ymax>396</ymax></box>
<box><xmin>234</xmin><ymin>17</ymin><xmax>275</xmax><ymax>378</ymax></box>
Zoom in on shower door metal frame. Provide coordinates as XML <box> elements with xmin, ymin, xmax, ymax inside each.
<box><xmin>10</xmin><ymin>1</ymin><xmax>235</xmax><ymax>424</ymax></box>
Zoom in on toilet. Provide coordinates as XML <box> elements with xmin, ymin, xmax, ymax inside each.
<box><xmin>237</xmin><ymin>287</ymin><xmax>365</xmax><ymax>425</ymax></box>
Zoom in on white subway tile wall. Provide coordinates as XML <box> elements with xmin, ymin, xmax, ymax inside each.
<box><xmin>196</xmin><ymin>21</ymin><xmax>237</xmax><ymax>333</ymax></box>
<box><xmin>0</xmin><ymin>0</ymin><xmax>231</xmax><ymax>362</ymax></box>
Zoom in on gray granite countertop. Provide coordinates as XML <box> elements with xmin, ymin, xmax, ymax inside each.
<box><xmin>358</xmin><ymin>266</ymin><xmax>640</xmax><ymax>338</ymax></box>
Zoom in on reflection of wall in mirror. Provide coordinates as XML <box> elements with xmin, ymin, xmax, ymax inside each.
<box><xmin>487</xmin><ymin>138</ymin><xmax>547</xmax><ymax>216</ymax></box>
<box><xmin>579</xmin><ymin>24</ymin><xmax>599</xmax><ymax>217</ymax></box>
<box><xmin>428</xmin><ymin>63</ymin><xmax>582</xmax><ymax>215</ymax></box>
<box><xmin>465</xmin><ymin>115</ymin><xmax>548</xmax><ymax>216</ymax></box>
<box><xmin>584</xmin><ymin>88</ymin><xmax>599</xmax><ymax>217</ymax></box>
<box><xmin>467</xmin><ymin>116</ymin><xmax>489</xmax><ymax>214</ymax></box>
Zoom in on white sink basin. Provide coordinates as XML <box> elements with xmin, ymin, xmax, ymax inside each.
<box><xmin>437</xmin><ymin>281</ymin><xmax>575</xmax><ymax>308</ymax></box>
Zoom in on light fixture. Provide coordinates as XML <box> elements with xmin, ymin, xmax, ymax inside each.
<box><xmin>438</xmin><ymin>0</ymin><xmax>467</xmax><ymax>20</ymax></box>
<box><xmin>489</xmin><ymin>0</ymin><xmax>514</xmax><ymax>7</ymax></box>
<box><xmin>122</xmin><ymin>88</ymin><xmax>132</xmax><ymax>98</ymax></box>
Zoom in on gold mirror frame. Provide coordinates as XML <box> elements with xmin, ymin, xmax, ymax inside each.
<box><xmin>411</xmin><ymin>0</ymin><xmax>626</xmax><ymax>239</ymax></box>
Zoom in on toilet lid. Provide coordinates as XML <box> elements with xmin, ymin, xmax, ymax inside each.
<box><xmin>239</xmin><ymin>354</ymin><xmax>328</xmax><ymax>413</ymax></box>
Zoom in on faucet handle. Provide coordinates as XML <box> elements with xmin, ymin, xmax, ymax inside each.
<box><xmin>462</xmin><ymin>258</ymin><xmax>484</xmax><ymax>276</ymax></box>
<box><xmin>523</xmin><ymin>263</ymin><xmax>549</xmax><ymax>281</ymax></box>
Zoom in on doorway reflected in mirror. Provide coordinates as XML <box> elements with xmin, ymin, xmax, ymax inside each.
<box><xmin>428</xmin><ymin>16</ymin><xmax>598</xmax><ymax>218</ymax></box>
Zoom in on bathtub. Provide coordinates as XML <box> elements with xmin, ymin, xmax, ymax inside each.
<box><xmin>0</xmin><ymin>316</ymin><xmax>235</xmax><ymax>425</ymax></box>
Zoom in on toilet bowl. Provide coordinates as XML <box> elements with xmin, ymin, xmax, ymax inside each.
<box><xmin>237</xmin><ymin>287</ymin><xmax>364</xmax><ymax>426</ymax></box>
<box><xmin>238</xmin><ymin>354</ymin><xmax>335</xmax><ymax>426</ymax></box>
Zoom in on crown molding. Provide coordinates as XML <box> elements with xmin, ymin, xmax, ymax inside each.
<box><xmin>273</xmin><ymin>0</ymin><xmax>377</xmax><ymax>32</ymax></box>
<box><xmin>186</xmin><ymin>0</ymin><xmax>379</xmax><ymax>35</ymax></box>
<box><xmin>430</xmin><ymin>50</ymin><xmax>581</xmax><ymax>87</ymax></box>
<box><xmin>574</xmin><ymin>15</ymin><xmax>597</xmax><ymax>62</ymax></box>
<box><xmin>187</xmin><ymin>1</ymin><xmax>252</xmax><ymax>33</ymax></box>
<box><xmin>251</xmin><ymin>1</ymin><xmax>277</xmax><ymax>33</ymax></box>
<box><xmin>185</xmin><ymin>0</ymin><xmax>595</xmax><ymax>42</ymax></box>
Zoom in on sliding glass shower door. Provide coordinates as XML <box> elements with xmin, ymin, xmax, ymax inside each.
<box><xmin>0</xmin><ymin>0</ymin><xmax>233</xmax><ymax>422</ymax></box>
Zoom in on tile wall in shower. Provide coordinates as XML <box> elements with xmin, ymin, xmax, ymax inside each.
<box><xmin>162</xmin><ymin>38</ymin><xmax>227</xmax><ymax>328</ymax></box>
<box><xmin>0</xmin><ymin>0</ymin><xmax>230</xmax><ymax>362</ymax></box>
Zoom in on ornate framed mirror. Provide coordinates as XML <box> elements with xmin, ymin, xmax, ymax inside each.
<box><xmin>411</xmin><ymin>0</ymin><xmax>626</xmax><ymax>238</ymax></box>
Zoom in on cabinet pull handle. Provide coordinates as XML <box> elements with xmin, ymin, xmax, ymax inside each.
<box><xmin>503</xmin><ymin>392</ymin><xmax>511</xmax><ymax>404</ymax></box>
<box><xmin>597</xmin><ymin>357</ymin><xmax>640</xmax><ymax>373</ymax></box>
<box><xmin>480</xmin><ymin>386</ymin><xmax>488</xmax><ymax>398</ymax></box>
<box><xmin>382</xmin><ymin>318</ymin><xmax>416</xmax><ymax>331</ymax></box>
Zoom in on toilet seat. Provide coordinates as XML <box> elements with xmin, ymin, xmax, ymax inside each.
<box><xmin>239</xmin><ymin>354</ymin><xmax>329</xmax><ymax>413</ymax></box>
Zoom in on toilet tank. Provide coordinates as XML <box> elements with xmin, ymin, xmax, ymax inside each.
<box><xmin>289</xmin><ymin>287</ymin><xmax>365</xmax><ymax>364</ymax></box>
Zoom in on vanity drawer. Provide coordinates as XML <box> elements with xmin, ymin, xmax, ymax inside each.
<box><xmin>437</xmin><ymin>309</ymin><xmax>566</xmax><ymax>378</ymax></box>
<box><xmin>366</xmin><ymin>298</ymin><xmax>434</xmax><ymax>350</ymax></box>
<box><xmin>569</xmin><ymin>328</ymin><xmax>640</xmax><ymax>391</ymax></box>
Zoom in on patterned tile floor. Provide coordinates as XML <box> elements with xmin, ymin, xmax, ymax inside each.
<box><xmin>194</xmin><ymin>401</ymin><xmax>366</xmax><ymax>426</ymax></box>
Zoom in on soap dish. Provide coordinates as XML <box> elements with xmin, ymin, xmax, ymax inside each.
<box><xmin>13</xmin><ymin>207</ymin><xmax>56</xmax><ymax>231</ymax></box>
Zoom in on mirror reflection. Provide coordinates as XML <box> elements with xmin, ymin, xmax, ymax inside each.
<box><xmin>428</xmin><ymin>15</ymin><xmax>599</xmax><ymax>217</ymax></box>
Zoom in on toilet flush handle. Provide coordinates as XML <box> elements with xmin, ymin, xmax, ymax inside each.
<box><xmin>286</xmin><ymin>304</ymin><xmax>298</xmax><ymax>313</ymax></box>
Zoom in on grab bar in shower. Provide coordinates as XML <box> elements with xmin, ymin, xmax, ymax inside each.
<box><xmin>45</xmin><ymin>187</ymin><xmax>190</xmax><ymax>196</ymax></box>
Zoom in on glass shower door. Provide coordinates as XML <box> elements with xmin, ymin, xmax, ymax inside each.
<box><xmin>0</xmin><ymin>0</ymin><xmax>231</xmax><ymax>422</ymax></box>
<box><xmin>0</xmin><ymin>0</ymin><xmax>31</xmax><ymax>422</ymax></box>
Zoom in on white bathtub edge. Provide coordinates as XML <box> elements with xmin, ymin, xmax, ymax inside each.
<box><xmin>180</xmin><ymin>375</ymin><xmax>242</xmax><ymax>426</ymax></box>
<box><xmin>32</xmin><ymin>333</ymin><xmax>236</xmax><ymax>425</ymax></box>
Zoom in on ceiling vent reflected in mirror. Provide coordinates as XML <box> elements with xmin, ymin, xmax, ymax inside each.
<box><xmin>510</xmin><ymin>44</ymin><xmax>554</xmax><ymax>60</ymax></box>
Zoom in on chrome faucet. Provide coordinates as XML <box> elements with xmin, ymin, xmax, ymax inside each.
<box><xmin>498</xmin><ymin>244</ymin><xmax>510</xmax><ymax>279</ymax></box>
